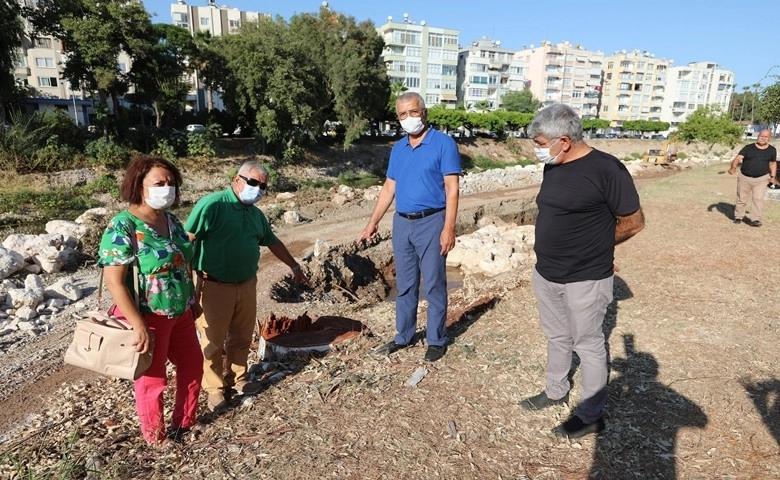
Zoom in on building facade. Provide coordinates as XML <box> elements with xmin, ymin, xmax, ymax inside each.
<box><xmin>376</xmin><ymin>15</ymin><xmax>459</xmax><ymax>108</ymax></box>
<box><xmin>171</xmin><ymin>0</ymin><xmax>269</xmax><ymax>112</ymax></box>
<box><xmin>660</xmin><ymin>61</ymin><xmax>734</xmax><ymax>130</ymax></box>
<box><xmin>599</xmin><ymin>50</ymin><xmax>672</xmax><ymax>131</ymax></box>
<box><xmin>514</xmin><ymin>41</ymin><xmax>604</xmax><ymax>119</ymax></box>
<box><xmin>457</xmin><ymin>38</ymin><xmax>526</xmax><ymax>111</ymax></box>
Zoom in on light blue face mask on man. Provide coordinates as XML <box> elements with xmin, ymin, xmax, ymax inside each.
<box><xmin>533</xmin><ymin>138</ymin><xmax>561</xmax><ymax>164</ymax></box>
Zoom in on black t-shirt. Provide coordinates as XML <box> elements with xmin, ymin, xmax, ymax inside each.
<box><xmin>739</xmin><ymin>143</ymin><xmax>777</xmax><ymax>177</ymax></box>
<box><xmin>534</xmin><ymin>149</ymin><xmax>641</xmax><ymax>283</ymax></box>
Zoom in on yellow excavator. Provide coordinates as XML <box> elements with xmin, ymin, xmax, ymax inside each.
<box><xmin>642</xmin><ymin>140</ymin><xmax>678</xmax><ymax>166</ymax></box>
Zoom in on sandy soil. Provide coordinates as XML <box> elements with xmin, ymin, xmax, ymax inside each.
<box><xmin>1</xmin><ymin>138</ymin><xmax>778</xmax><ymax>479</ymax></box>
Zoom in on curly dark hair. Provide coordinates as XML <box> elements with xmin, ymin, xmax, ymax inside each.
<box><xmin>120</xmin><ymin>156</ymin><xmax>183</xmax><ymax>206</ymax></box>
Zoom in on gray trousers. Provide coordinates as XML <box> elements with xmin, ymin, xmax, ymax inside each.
<box><xmin>532</xmin><ymin>268</ymin><xmax>613</xmax><ymax>422</ymax></box>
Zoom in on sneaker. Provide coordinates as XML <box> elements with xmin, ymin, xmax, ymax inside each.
<box><xmin>751</xmin><ymin>220</ymin><xmax>762</xmax><ymax>227</ymax></box>
<box><xmin>519</xmin><ymin>391</ymin><xmax>569</xmax><ymax>410</ymax></box>
<box><xmin>373</xmin><ymin>341</ymin><xmax>408</xmax><ymax>356</ymax></box>
<box><xmin>207</xmin><ymin>392</ymin><xmax>226</xmax><ymax>412</ymax></box>
<box><xmin>552</xmin><ymin>414</ymin><xmax>605</xmax><ymax>439</ymax></box>
<box><xmin>424</xmin><ymin>345</ymin><xmax>447</xmax><ymax>362</ymax></box>
<box><xmin>236</xmin><ymin>381</ymin><xmax>263</xmax><ymax>395</ymax></box>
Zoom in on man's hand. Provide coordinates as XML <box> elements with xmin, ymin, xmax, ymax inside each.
<box><xmin>440</xmin><ymin>228</ymin><xmax>456</xmax><ymax>255</ymax></box>
<box><xmin>358</xmin><ymin>222</ymin><xmax>378</xmax><ymax>242</ymax></box>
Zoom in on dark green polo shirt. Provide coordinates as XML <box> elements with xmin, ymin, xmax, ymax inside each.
<box><xmin>185</xmin><ymin>187</ymin><xmax>280</xmax><ymax>282</ymax></box>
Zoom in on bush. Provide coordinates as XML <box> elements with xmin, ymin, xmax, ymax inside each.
<box><xmin>186</xmin><ymin>133</ymin><xmax>215</xmax><ymax>158</ymax></box>
<box><xmin>336</xmin><ymin>170</ymin><xmax>383</xmax><ymax>188</ymax></box>
<box><xmin>152</xmin><ymin>139</ymin><xmax>178</xmax><ymax>163</ymax></box>
<box><xmin>85</xmin><ymin>137</ymin><xmax>130</xmax><ymax>168</ymax></box>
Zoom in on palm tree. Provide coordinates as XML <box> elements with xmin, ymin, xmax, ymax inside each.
<box><xmin>751</xmin><ymin>83</ymin><xmax>761</xmax><ymax>124</ymax></box>
<box><xmin>740</xmin><ymin>86</ymin><xmax>750</xmax><ymax>121</ymax></box>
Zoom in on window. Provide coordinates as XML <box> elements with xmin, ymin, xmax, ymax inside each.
<box><xmin>405</xmin><ymin>62</ymin><xmax>420</xmax><ymax>73</ymax></box>
<box><xmin>444</xmin><ymin>35</ymin><xmax>458</xmax><ymax>46</ymax></box>
<box><xmin>468</xmin><ymin>88</ymin><xmax>485</xmax><ymax>97</ymax></box>
<box><xmin>470</xmin><ymin>76</ymin><xmax>488</xmax><ymax>84</ymax></box>
<box><xmin>200</xmin><ymin>17</ymin><xmax>209</xmax><ymax>26</ymax></box>
<box><xmin>229</xmin><ymin>20</ymin><xmax>240</xmax><ymax>31</ymax></box>
<box><xmin>35</xmin><ymin>57</ymin><xmax>54</xmax><ymax>68</ymax></box>
<box><xmin>441</xmin><ymin>80</ymin><xmax>456</xmax><ymax>90</ymax></box>
<box><xmin>428</xmin><ymin>63</ymin><xmax>441</xmax><ymax>75</ymax></box>
<box><xmin>427</xmin><ymin>78</ymin><xmax>441</xmax><ymax>89</ymax></box>
<box><xmin>470</xmin><ymin>63</ymin><xmax>486</xmax><ymax>72</ymax></box>
<box><xmin>428</xmin><ymin>48</ymin><xmax>442</xmax><ymax>59</ymax></box>
<box><xmin>34</xmin><ymin>37</ymin><xmax>52</xmax><ymax>48</ymax></box>
<box><xmin>404</xmin><ymin>77</ymin><xmax>420</xmax><ymax>88</ymax></box>
<box><xmin>442</xmin><ymin>50</ymin><xmax>457</xmax><ymax>61</ymax></box>
<box><xmin>509</xmin><ymin>66</ymin><xmax>521</xmax><ymax>74</ymax></box>
<box><xmin>406</xmin><ymin>46</ymin><xmax>421</xmax><ymax>57</ymax></box>
<box><xmin>425</xmin><ymin>94</ymin><xmax>439</xmax><ymax>105</ymax></box>
<box><xmin>572</xmin><ymin>91</ymin><xmax>582</xmax><ymax>98</ymax></box>
<box><xmin>173</xmin><ymin>12</ymin><xmax>188</xmax><ymax>26</ymax></box>
<box><xmin>38</xmin><ymin>76</ymin><xmax>58</xmax><ymax>87</ymax></box>
<box><xmin>428</xmin><ymin>33</ymin><xmax>443</xmax><ymax>48</ymax></box>
<box><xmin>619</xmin><ymin>83</ymin><xmax>631</xmax><ymax>90</ymax></box>
<box><xmin>441</xmin><ymin>65</ymin><xmax>456</xmax><ymax>76</ymax></box>
<box><xmin>488</xmin><ymin>76</ymin><xmax>498</xmax><ymax>85</ymax></box>
<box><xmin>395</xmin><ymin>30</ymin><xmax>420</xmax><ymax>45</ymax></box>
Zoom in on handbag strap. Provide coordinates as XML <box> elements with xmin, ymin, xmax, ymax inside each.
<box><xmin>97</xmin><ymin>219</ymin><xmax>140</xmax><ymax>310</ymax></box>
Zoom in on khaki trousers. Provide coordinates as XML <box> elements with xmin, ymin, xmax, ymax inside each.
<box><xmin>196</xmin><ymin>276</ymin><xmax>257</xmax><ymax>395</ymax></box>
<box><xmin>735</xmin><ymin>172</ymin><xmax>770</xmax><ymax>221</ymax></box>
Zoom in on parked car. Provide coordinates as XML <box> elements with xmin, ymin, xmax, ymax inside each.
<box><xmin>185</xmin><ymin>123</ymin><xmax>207</xmax><ymax>134</ymax></box>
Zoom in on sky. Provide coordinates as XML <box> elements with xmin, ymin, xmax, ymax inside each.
<box><xmin>143</xmin><ymin>0</ymin><xmax>780</xmax><ymax>90</ymax></box>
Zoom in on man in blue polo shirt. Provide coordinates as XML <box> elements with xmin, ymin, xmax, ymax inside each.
<box><xmin>359</xmin><ymin>92</ymin><xmax>462</xmax><ymax>362</ymax></box>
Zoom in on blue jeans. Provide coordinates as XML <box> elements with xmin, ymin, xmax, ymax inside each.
<box><xmin>391</xmin><ymin>211</ymin><xmax>448</xmax><ymax>347</ymax></box>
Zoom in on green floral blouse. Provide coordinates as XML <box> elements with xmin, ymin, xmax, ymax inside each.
<box><xmin>98</xmin><ymin>210</ymin><xmax>195</xmax><ymax>317</ymax></box>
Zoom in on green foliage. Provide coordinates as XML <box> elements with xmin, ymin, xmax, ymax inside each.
<box><xmin>501</xmin><ymin>89</ymin><xmax>542</xmax><ymax>113</ymax></box>
<box><xmin>582</xmin><ymin>118</ymin><xmax>611</xmax><ymax>132</ymax></box>
<box><xmin>185</xmin><ymin>133</ymin><xmax>215</xmax><ymax>159</ymax></box>
<box><xmin>336</xmin><ymin>170</ymin><xmax>383</xmax><ymax>188</ymax></box>
<box><xmin>299</xmin><ymin>177</ymin><xmax>336</xmax><ymax>189</ymax></box>
<box><xmin>0</xmin><ymin>0</ymin><xmax>24</xmax><ymax>109</ymax></box>
<box><xmin>85</xmin><ymin>137</ymin><xmax>130</xmax><ymax>168</ymax></box>
<box><xmin>151</xmin><ymin>138</ymin><xmax>178</xmax><ymax>162</ymax></box>
<box><xmin>677</xmin><ymin>151</ymin><xmax>688</xmax><ymax>160</ymax></box>
<box><xmin>757</xmin><ymin>81</ymin><xmax>780</xmax><ymax>127</ymax></box>
<box><xmin>675</xmin><ymin>105</ymin><xmax>743</xmax><ymax>148</ymax></box>
<box><xmin>622</xmin><ymin>120</ymin><xmax>670</xmax><ymax>134</ymax></box>
<box><xmin>0</xmin><ymin>186</ymin><xmax>99</xmax><ymax>219</ymax></box>
<box><xmin>462</xmin><ymin>155</ymin><xmax>533</xmax><ymax>173</ymax></box>
<box><xmin>0</xmin><ymin>111</ymin><xmax>89</xmax><ymax>173</ymax></box>
<box><xmin>630</xmin><ymin>152</ymin><xmax>643</xmax><ymax>159</ymax></box>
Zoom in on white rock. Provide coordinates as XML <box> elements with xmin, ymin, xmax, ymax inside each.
<box><xmin>15</xmin><ymin>307</ymin><xmax>38</xmax><ymax>321</ymax></box>
<box><xmin>24</xmin><ymin>274</ymin><xmax>45</xmax><ymax>291</ymax></box>
<box><xmin>282</xmin><ymin>211</ymin><xmax>302</xmax><ymax>224</ymax></box>
<box><xmin>7</xmin><ymin>288</ymin><xmax>44</xmax><ymax>309</ymax></box>
<box><xmin>275</xmin><ymin>192</ymin><xmax>296</xmax><ymax>201</ymax></box>
<box><xmin>75</xmin><ymin>207</ymin><xmax>109</xmax><ymax>224</ymax></box>
<box><xmin>45</xmin><ymin>219</ymin><xmax>89</xmax><ymax>246</ymax></box>
<box><xmin>0</xmin><ymin>247</ymin><xmax>25</xmax><ymax>280</ymax></box>
<box><xmin>44</xmin><ymin>278</ymin><xmax>83</xmax><ymax>302</ymax></box>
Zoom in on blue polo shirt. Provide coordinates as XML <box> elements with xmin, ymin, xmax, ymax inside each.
<box><xmin>386</xmin><ymin>127</ymin><xmax>462</xmax><ymax>213</ymax></box>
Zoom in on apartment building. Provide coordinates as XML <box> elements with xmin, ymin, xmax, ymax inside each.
<box><xmin>376</xmin><ymin>14</ymin><xmax>459</xmax><ymax>108</ymax></box>
<box><xmin>600</xmin><ymin>50</ymin><xmax>672</xmax><ymax>130</ymax></box>
<box><xmin>514</xmin><ymin>41</ymin><xmax>604</xmax><ymax>119</ymax></box>
<box><xmin>171</xmin><ymin>0</ymin><xmax>269</xmax><ymax>112</ymax></box>
<box><xmin>660</xmin><ymin>61</ymin><xmax>734</xmax><ymax>130</ymax></box>
<box><xmin>457</xmin><ymin>38</ymin><xmax>526</xmax><ymax>111</ymax></box>
<box><xmin>12</xmin><ymin>0</ymin><xmax>96</xmax><ymax>125</ymax></box>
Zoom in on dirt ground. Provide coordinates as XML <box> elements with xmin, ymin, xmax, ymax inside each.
<box><xmin>0</xmin><ymin>138</ymin><xmax>778</xmax><ymax>479</ymax></box>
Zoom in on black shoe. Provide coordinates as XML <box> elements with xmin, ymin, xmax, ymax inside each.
<box><xmin>519</xmin><ymin>391</ymin><xmax>569</xmax><ymax>410</ymax></box>
<box><xmin>424</xmin><ymin>345</ymin><xmax>447</xmax><ymax>362</ymax></box>
<box><xmin>373</xmin><ymin>341</ymin><xmax>407</xmax><ymax>356</ymax></box>
<box><xmin>552</xmin><ymin>414</ymin><xmax>605</xmax><ymax>439</ymax></box>
<box><xmin>751</xmin><ymin>220</ymin><xmax>762</xmax><ymax>227</ymax></box>
<box><xmin>733</xmin><ymin>218</ymin><xmax>742</xmax><ymax>224</ymax></box>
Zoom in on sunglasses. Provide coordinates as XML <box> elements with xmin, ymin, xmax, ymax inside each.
<box><xmin>238</xmin><ymin>174</ymin><xmax>267</xmax><ymax>190</ymax></box>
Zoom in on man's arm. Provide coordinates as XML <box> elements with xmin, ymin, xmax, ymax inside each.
<box><xmin>358</xmin><ymin>178</ymin><xmax>396</xmax><ymax>241</ymax></box>
<box><xmin>267</xmin><ymin>240</ymin><xmax>308</xmax><ymax>284</ymax></box>
<box><xmin>728</xmin><ymin>154</ymin><xmax>744</xmax><ymax>175</ymax></box>
<box><xmin>440</xmin><ymin>174</ymin><xmax>460</xmax><ymax>255</ymax></box>
<box><xmin>615</xmin><ymin>208</ymin><xmax>645</xmax><ymax>244</ymax></box>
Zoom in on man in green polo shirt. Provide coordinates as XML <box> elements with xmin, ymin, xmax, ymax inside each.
<box><xmin>185</xmin><ymin>161</ymin><xmax>308</xmax><ymax>412</ymax></box>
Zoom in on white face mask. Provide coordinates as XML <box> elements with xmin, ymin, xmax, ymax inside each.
<box><xmin>238</xmin><ymin>185</ymin><xmax>264</xmax><ymax>204</ymax></box>
<box><xmin>400</xmin><ymin>116</ymin><xmax>426</xmax><ymax>135</ymax></box>
<box><xmin>144</xmin><ymin>185</ymin><xmax>176</xmax><ymax>210</ymax></box>
<box><xmin>533</xmin><ymin>138</ymin><xmax>561</xmax><ymax>164</ymax></box>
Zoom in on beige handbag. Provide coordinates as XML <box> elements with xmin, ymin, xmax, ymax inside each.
<box><xmin>64</xmin><ymin>224</ymin><xmax>153</xmax><ymax>380</ymax></box>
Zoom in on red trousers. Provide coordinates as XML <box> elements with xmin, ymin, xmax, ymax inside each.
<box><xmin>132</xmin><ymin>308</ymin><xmax>204</xmax><ymax>443</ymax></box>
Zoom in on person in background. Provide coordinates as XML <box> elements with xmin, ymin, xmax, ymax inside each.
<box><xmin>185</xmin><ymin>161</ymin><xmax>308</xmax><ymax>412</ymax></box>
<box><xmin>98</xmin><ymin>156</ymin><xmax>203</xmax><ymax>445</ymax></box>
<box><xmin>728</xmin><ymin>129</ymin><xmax>778</xmax><ymax>227</ymax></box>
<box><xmin>359</xmin><ymin>92</ymin><xmax>461</xmax><ymax>363</ymax></box>
<box><xmin>520</xmin><ymin>104</ymin><xmax>644</xmax><ymax>439</ymax></box>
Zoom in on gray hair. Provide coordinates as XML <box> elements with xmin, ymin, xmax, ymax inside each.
<box><xmin>396</xmin><ymin>91</ymin><xmax>426</xmax><ymax>110</ymax></box>
<box><xmin>527</xmin><ymin>104</ymin><xmax>584</xmax><ymax>142</ymax></box>
<box><xmin>238</xmin><ymin>161</ymin><xmax>268</xmax><ymax>177</ymax></box>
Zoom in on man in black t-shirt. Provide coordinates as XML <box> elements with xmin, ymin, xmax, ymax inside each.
<box><xmin>518</xmin><ymin>104</ymin><xmax>645</xmax><ymax>439</ymax></box>
<box><xmin>728</xmin><ymin>130</ymin><xmax>778</xmax><ymax>227</ymax></box>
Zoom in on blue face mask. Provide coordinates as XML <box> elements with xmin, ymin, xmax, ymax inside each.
<box><xmin>533</xmin><ymin>138</ymin><xmax>561</xmax><ymax>164</ymax></box>
<box><xmin>238</xmin><ymin>185</ymin><xmax>264</xmax><ymax>204</ymax></box>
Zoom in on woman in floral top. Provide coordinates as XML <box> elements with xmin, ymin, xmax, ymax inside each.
<box><xmin>98</xmin><ymin>156</ymin><xmax>203</xmax><ymax>445</ymax></box>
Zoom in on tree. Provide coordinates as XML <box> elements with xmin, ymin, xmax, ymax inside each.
<box><xmin>675</xmin><ymin>105</ymin><xmax>743</xmax><ymax>149</ymax></box>
<box><xmin>426</xmin><ymin>106</ymin><xmax>466</xmax><ymax>132</ymax></box>
<box><xmin>473</xmin><ymin>100</ymin><xmax>491</xmax><ymax>113</ymax></box>
<box><xmin>24</xmin><ymin>0</ymin><xmax>154</xmax><ymax>136</ymax></box>
<box><xmin>582</xmin><ymin>118</ymin><xmax>610</xmax><ymax>133</ymax></box>
<box><xmin>622</xmin><ymin>120</ymin><xmax>670</xmax><ymax>136</ymax></box>
<box><xmin>128</xmin><ymin>23</ymin><xmax>196</xmax><ymax>129</ymax></box>
<box><xmin>0</xmin><ymin>1</ymin><xmax>25</xmax><ymax>124</ymax></box>
<box><xmin>757</xmin><ymin>81</ymin><xmax>780</xmax><ymax>130</ymax></box>
<box><xmin>215</xmin><ymin>6</ymin><xmax>388</xmax><ymax>153</ymax></box>
<box><xmin>386</xmin><ymin>81</ymin><xmax>407</xmax><ymax>118</ymax></box>
<box><xmin>502</xmin><ymin>89</ymin><xmax>541</xmax><ymax>113</ymax></box>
